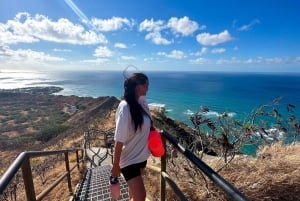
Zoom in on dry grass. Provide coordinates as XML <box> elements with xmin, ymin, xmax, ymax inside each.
<box><xmin>144</xmin><ymin>142</ymin><xmax>300</xmax><ymax>201</ymax></box>
<box><xmin>1</xmin><ymin>116</ymin><xmax>112</xmax><ymax>201</ymax></box>
<box><xmin>34</xmin><ymin>154</ymin><xmax>87</xmax><ymax>201</ymax></box>
<box><xmin>2</xmin><ymin>152</ymin><xmax>86</xmax><ymax>201</ymax></box>
<box><xmin>236</xmin><ymin>142</ymin><xmax>300</xmax><ymax>201</ymax></box>
<box><xmin>0</xmin><ymin>151</ymin><xmax>19</xmax><ymax>175</ymax></box>
<box><xmin>30</xmin><ymin>114</ymin><xmax>116</xmax><ymax>201</ymax></box>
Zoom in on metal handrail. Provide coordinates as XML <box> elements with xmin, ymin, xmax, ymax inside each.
<box><xmin>0</xmin><ymin>149</ymin><xmax>84</xmax><ymax>201</ymax></box>
<box><xmin>158</xmin><ymin>130</ymin><xmax>249</xmax><ymax>201</ymax></box>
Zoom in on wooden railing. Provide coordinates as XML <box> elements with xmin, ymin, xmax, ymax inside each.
<box><xmin>147</xmin><ymin>130</ymin><xmax>249</xmax><ymax>201</ymax></box>
<box><xmin>0</xmin><ymin>149</ymin><xmax>84</xmax><ymax>201</ymax></box>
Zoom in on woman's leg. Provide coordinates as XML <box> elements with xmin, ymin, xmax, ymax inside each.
<box><xmin>140</xmin><ymin>167</ymin><xmax>146</xmax><ymax>175</ymax></box>
<box><xmin>127</xmin><ymin>175</ymin><xmax>146</xmax><ymax>201</ymax></box>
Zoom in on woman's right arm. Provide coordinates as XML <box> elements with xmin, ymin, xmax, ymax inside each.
<box><xmin>111</xmin><ymin>141</ymin><xmax>123</xmax><ymax>177</ymax></box>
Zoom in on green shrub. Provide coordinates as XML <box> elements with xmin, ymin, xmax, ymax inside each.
<box><xmin>36</xmin><ymin>124</ymin><xmax>70</xmax><ymax>142</ymax></box>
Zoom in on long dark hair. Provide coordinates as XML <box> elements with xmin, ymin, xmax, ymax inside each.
<box><xmin>123</xmin><ymin>73</ymin><xmax>148</xmax><ymax>131</ymax></box>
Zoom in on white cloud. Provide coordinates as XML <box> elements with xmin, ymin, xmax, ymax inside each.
<box><xmin>93</xmin><ymin>46</ymin><xmax>113</xmax><ymax>57</ymax></box>
<box><xmin>191</xmin><ymin>47</ymin><xmax>208</xmax><ymax>56</ymax></box>
<box><xmin>196</xmin><ymin>30</ymin><xmax>232</xmax><ymax>46</ymax></box>
<box><xmin>238</xmin><ymin>19</ymin><xmax>260</xmax><ymax>31</ymax></box>
<box><xmin>158</xmin><ymin>50</ymin><xmax>185</xmax><ymax>59</ymax></box>
<box><xmin>265</xmin><ymin>57</ymin><xmax>283</xmax><ymax>64</ymax></box>
<box><xmin>91</xmin><ymin>17</ymin><xmax>134</xmax><ymax>31</ymax></box>
<box><xmin>139</xmin><ymin>17</ymin><xmax>202</xmax><ymax>45</ymax></box>
<box><xmin>143</xmin><ymin>57</ymin><xmax>155</xmax><ymax>62</ymax></box>
<box><xmin>211</xmin><ymin>48</ymin><xmax>226</xmax><ymax>54</ymax></box>
<box><xmin>114</xmin><ymin>43</ymin><xmax>127</xmax><ymax>48</ymax></box>
<box><xmin>167</xmin><ymin>16</ymin><xmax>199</xmax><ymax>36</ymax></box>
<box><xmin>139</xmin><ymin>18</ymin><xmax>165</xmax><ymax>32</ymax></box>
<box><xmin>139</xmin><ymin>19</ymin><xmax>171</xmax><ymax>45</ymax></box>
<box><xmin>0</xmin><ymin>21</ymin><xmax>39</xmax><ymax>44</ymax></box>
<box><xmin>216</xmin><ymin>57</ymin><xmax>240</xmax><ymax>64</ymax></box>
<box><xmin>0</xmin><ymin>46</ymin><xmax>64</xmax><ymax>65</ymax></box>
<box><xmin>0</xmin><ymin>12</ymin><xmax>107</xmax><ymax>45</ymax></box>
<box><xmin>53</xmin><ymin>48</ymin><xmax>72</xmax><ymax>52</ymax></box>
<box><xmin>216</xmin><ymin>56</ymin><xmax>293</xmax><ymax>65</ymax></box>
<box><xmin>81</xmin><ymin>58</ymin><xmax>109</xmax><ymax>64</ymax></box>
<box><xmin>189</xmin><ymin>57</ymin><xmax>209</xmax><ymax>64</ymax></box>
<box><xmin>121</xmin><ymin>56</ymin><xmax>136</xmax><ymax>60</ymax></box>
<box><xmin>145</xmin><ymin>32</ymin><xmax>172</xmax><ymax>45</ymax></box>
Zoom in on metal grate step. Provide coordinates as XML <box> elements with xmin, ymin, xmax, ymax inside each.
<box><xmin>73</xmin><ymin>165</ymin><xmax>129</xmax><ymax>201</ymax></box>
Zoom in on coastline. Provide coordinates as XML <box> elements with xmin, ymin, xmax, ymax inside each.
<box><xmin>0</xmin><ymin>86</ymin><xmax>220</xmax><ymax>155</ymax></box>
<box><xmin>1</xmin><ymin>86</ymin><xmax>299</xmax><ymax>156</ymax></box>
<box><xmin>0</xmin><ymin>86</ymin><xmax>63</xmax><ymax>95</ymax></box>
<box><xmin>0</xmin><ymin>86</ymin><xmax>119</xmax><ymax>150</ymax></box>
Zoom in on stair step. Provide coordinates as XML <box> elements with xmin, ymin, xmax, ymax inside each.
<box><xmin>72</xmin><ymin>165</ymin><xmax>129</xmax><ymax>201</ymax></box>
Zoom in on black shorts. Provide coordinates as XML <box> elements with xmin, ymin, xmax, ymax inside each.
<box><xmin>121</xmin><ymin>161</ymin><xmax>147</xmax><ymax>181</ymax></box>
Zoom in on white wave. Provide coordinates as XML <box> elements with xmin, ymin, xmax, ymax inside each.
<box><xmin>149</xmin><ymin>102</ymin><xmax>166</xmax><ymax>113</ymax></box>
<box><xmin>165</xmin><ymin>109</ymin><xmax>173</xmax><ymax>112</ymax></box>
<box><xmin>202</xmin><ymin>111</ymin><xmax>236</xmax><ymax>118</ymax></box>
<box><xmin>184</xmin><ymin>109</ymin><xmax>194</xmax><ymax>115</ymax></box>
<box><xmin>253</xmin><ymin>127</ymin><xmax>285</xmax><ymax>142</ymax></box>
<box><xmin>148</xmin><ymin>102</ymin><xmax>165</xmax><ymax>108</ymax></box>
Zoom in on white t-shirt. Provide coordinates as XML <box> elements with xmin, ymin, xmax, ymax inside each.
<box><xmin>114</xmin><ymin>100</ymin><xmax>151</xmax><ymax>168</ymax></box>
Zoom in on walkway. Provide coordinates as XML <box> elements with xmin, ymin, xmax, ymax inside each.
<box><xmin>85</xmin><ymin>147</ymin><xmax>112</xmax><ymax>168</ymax></box>
<box><xmin>71</xmin><ymin>141</ymin><xmax>156</xmax><ymax>201</ymax></box>
<box><xmin>72</xmin><ymin>164</ymin><xmax>129</xmax><ymax>201</ymax></box>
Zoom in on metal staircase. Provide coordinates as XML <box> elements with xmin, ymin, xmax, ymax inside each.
<box><xmin>72</xmin><ymin>128</ymin><xmax>130</xmax><ymax>201</ymax></box>
<box><xmin>72</xmin><ymin>165</ymin><xmax>129</xmax><ymax>201</ymax></box>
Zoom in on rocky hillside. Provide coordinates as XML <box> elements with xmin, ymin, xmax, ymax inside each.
<box><xmin>0</xmin><ymin>86</ymin><xmax>219</xmax><ymax>177</ymax></box>
<box><xmin>0</xmin><ymin>87</ymin><xmax>120</xmax><ymax>151</ymax></box>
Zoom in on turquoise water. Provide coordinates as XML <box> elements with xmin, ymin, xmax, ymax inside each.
<box><xmin>2</xmin><ymin>70</ymin><xmax>300</xmax><ymax>124</ymax></box>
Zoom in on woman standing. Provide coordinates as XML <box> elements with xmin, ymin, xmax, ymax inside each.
<box><xmin>111</xmin><ymin>72</ymin><xmax>151</xmax><ymax>201</ymax></box>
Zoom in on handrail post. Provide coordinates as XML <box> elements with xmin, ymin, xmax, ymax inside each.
<box><xmin>83</xmin><ymin>132</ymin><xmax>87</xmax><ymax>161</ymax></box>
<box><xmin>160</xmin><ymin>133</ymin><xmax>167</xmax><ymax>201</ymax></box>
<box><xmin>64</xmin><ymin>152</ymin><xmax>73</xmax><ymax>195</ymax></box>
<box><xmin>21</xmin><ymin>156</ymin><xmax>36</xmax><ymax>201</ymax></box>
<box><xmin>76</xmin><ymin>150</ymin><xmax>80</xmax><ymax>170</ymax></box>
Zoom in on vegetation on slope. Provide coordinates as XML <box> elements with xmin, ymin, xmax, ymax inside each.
<box><xmin>145</xmin><ymin>142</ymin><xmax>300</xmax><ymax>201</ymax></box>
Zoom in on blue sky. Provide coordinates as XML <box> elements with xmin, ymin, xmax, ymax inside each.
<box><xmin>0</xmin><ymin>0</ymin><xmax>299</xmax><ymax>72</ymax></box>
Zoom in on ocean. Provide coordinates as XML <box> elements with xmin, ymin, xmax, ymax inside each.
<box><xmin>1</xmin><ymin>70</ymin><xmax>300</xmax><ymax>153</ymax></box>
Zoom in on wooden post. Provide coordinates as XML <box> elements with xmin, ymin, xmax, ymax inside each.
<box><xmin>64</xmin><ymin>153</ymin><xmax>73</xmax><ymax>195</ymax></box>
<box><xmin>160</xmin><ymin>134</ymin><xmax>166</xmax><ymax>201</ymax></box>
<box><xmin>83</xmin><ymin>132</ymin><xmax>87</xmax><ymax>160</ymax></box>
<box><xmin>21</xmin><ymin>157</ymin><xmax>36</xmax><ymax>201</ymax></box>
<box><xmin>76</xmin><ymin>150</ymin><xmax>80</xmax><ymax>170</ymax></box>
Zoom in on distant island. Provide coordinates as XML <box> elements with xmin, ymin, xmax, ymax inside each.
<box><xmin>0</xmin><ymin>86</ymin><xmax>63</xmax><ymax>95</ymax></box>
